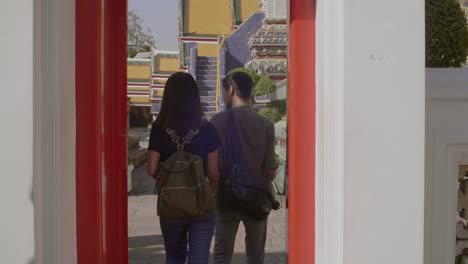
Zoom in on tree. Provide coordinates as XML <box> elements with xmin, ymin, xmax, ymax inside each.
<box><xmin>426</xmin><ymin>0</ymin><xmax>468</xmax><ymax>67</ymax></box>
<box><xmin>259</xmin><ymin>107</ymin><xmax>283</xmax><ymax>123</ymax></box>
<box><xmin>128</xmin><ymin>10</ymin><xmax>156</xmax><ymax>58</ymax></box>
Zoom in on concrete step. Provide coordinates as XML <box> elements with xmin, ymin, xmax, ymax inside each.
<box><xmin>197</xmin><ymin>80</ymin><xmax>217</xmax><ymax>87</ymax></box>
<box><xmin>197</xmin><ymin>56</ymin><xmax>217</xmax><ymax>61</ymax></box>
<box><xmin>201</xmin><ymin>101</ymin><xmax>216</xmax><ymax>107</ymax></box>
<box><xmin>196</xmin><ymin>69</ymin><xmax>217</xmax><ymax>75</ymax></box>
<box><xmin>197</xmin><ymin>65</ymin><xmax>217</xmax><ymax>71</ymax></box>
<box><xmin>197</xmin><ymin>60</ymin><xmax>217</xmax><ymax>67</ymax></box>
<box><xmin>199</xmin><ymin>89</ymin><xmax>217</xmax><ymax>94</ymax></box>
<box><xmin>199</xmin><ymin>91</ymin><xmax>217</xmax><ymax>96</ymax></box>
<box><xmin>196</xmin><ymin>75</ymin><xmax>218</xmax><ymax>81</ymax></box>
<box><xmin>200</xmin><ymin>96</ymin><xmax>216</xmax><ymax>102</ymax></box>
<box><xmin>205</xmin><ymin>111</ymin><xmax>218</xmax><ymax>120</ymax></box>
<box><xmin>202</xmin><ymin>106</ymin><xmax>217</xmax><ymax>112</ymax></box>
<box><xmin>198</xmin><ymin>81</ymin><xmax>217</xmax><ymax>87</ymax></box>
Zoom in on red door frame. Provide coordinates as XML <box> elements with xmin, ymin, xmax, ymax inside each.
<box><xmin>76</xmin><ymin>0</ymin><xmax>128</xmax><ymax>262</ymax></box>
<box><xmin>76</xmin><ymin>0</ymin><xmax>104</xmax><ymax>262</ymax></box>
<box><xmin>102</xmin><ymin>0</ymin><xmax>129</xmax><ymax>262</ymax></box>
<box><xmin>288</xmin><ymin>0</ymin><xmax>316</xmax><ymax>263</ymax></box>
<box><xmin>75</xmin><ymin>0</ymin><xmax>316</xmax><ymax>263</ymax></box>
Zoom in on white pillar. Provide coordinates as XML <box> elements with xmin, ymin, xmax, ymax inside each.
<box><xmin>0</xmin><ymin>1</ymin><xmax>35</xmax><ymax>263</ymax></box>
<box><xmin>316</xmin><ymin>0</ymin><xmax>425</xmax><ymax>263</ymax></box>
<box><xmin>33</xmin><ymin>0</ymin><xmax>76</xmax><ymax>263</ymax></box>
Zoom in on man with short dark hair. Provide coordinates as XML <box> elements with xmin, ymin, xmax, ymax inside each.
<box><xmin>211</xmin><ymin>71</ymin><xmax>278</xmax><ymax>264</ymax></box>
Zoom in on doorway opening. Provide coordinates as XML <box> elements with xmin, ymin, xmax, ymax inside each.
<box><xmin>126</xmin><ymin>1</ymin><xmax>289</xmax><ymax>263</ymax></box>
<box><xmin>75</xmin><ymin>0</ymin><xmax>315</xmax><ymax>263</ymax></box>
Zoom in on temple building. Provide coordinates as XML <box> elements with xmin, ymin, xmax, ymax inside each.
<box><xmin>246</xmin><ymin>0</ymin><xmax>287</xmax><ymax>82</ymax></box>
<box><xmin>150</xmin><ymin>50</ymin><xmax>181</xmax><ymax>115</ymax></box>
<box><xmin>178</xmin><ymin>0</ymin><xmax>261</xmax><ymax>66</ymax></box>
<box><xmin>127</xmin><ymin>58</ymin><xmax>152</xmax><ymax>127</ymax></box>
<box><xmin>179</xmin><ymin>0</ymin><xmax>264</xmax><ymax>117</ymax></box>
<box><xmin>127</xmin><ymin>49</ymin><xmax>181</xmax><ymax>126</ymax></box>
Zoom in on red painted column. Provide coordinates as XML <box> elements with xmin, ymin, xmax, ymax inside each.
<box><xmin>103</xmin><ymin>0</ymin><xmax>128</xmax><ymax>263</ymax></box>
<box><xmin>76</xmin><ymin>0</ymin><xmax>104</xmax><ymax>263</ymax></box>
<box><xmin>288</xmin><ymin>0</ymin><xmax>316</xmax><ymax>263</ymax></box>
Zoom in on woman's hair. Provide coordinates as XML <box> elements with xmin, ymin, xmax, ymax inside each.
<box><xmin>154</xmin><ymin>72</ymin><xmax>204</xmax><ymax>131</ymax></box>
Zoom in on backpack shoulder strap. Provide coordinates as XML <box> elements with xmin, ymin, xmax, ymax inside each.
<box><xmin>183</xmin><ymin>129</ymin><xmax>199</xmax><ymax>143</ymax></box>
<box><xmin>166</xmin><ymin>129</ymin><xmax>180</xmax><ymax>142</ymax></box>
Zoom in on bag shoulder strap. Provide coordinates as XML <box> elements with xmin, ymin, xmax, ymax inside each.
<box><xmin>183</xmin><ymin>129</ymin><xmax>199</xmax><ymax>143</ymax></box>
<box><xmin>166</xmin><ymin>129</ymin><xmax>180</xmax><ymax>142</ymax></box>
<box><xmin>166</xmin><ymin>128</ymin><xmax>199</xmax><ymax>150</ymax></box>
<box><xmin>227</xmin><ymin>109</ymin><xmax>240</xmax><ymax>163</ymax></box>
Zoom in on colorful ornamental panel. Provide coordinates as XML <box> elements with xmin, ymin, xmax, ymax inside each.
<box><xmin>245</xmin><ymin>20</ymin><xmax>287</xmax><ymax>77</ymax></box>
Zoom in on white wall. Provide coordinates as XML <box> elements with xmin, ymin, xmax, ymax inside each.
<box><xmin>0</xmin><ymin>1</ymin><xmax>76</xmax><ymax>263</ymax></box>
<box><xmin>0</xmin><ymin>1</ymin><xmax>35</xmax><ymax>263</ymax></box>
<box><xmin>34</xmin><ymin>0</ymin><xmax>77</xmax><ymax>263</ymax></box>
<box><xmin>316</xmin><ymin>0</ymin><xmax>425</xmax><ymax>263</ymax></box>
<box><xmin>425</xmin><ymin>68</ymin><xmax>468</xmax><ymax>264</ymax></box>
<box><xmin>343</xmin><ymin>0</ymin><xmax>425</xmax><ymax>263</ymax></box>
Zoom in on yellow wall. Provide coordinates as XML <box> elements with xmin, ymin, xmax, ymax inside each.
<box><xmin>152</xmin><ymin>89</ymin><xmax>164</xmax><ymax>98</ymax></box>
<box><xmin>127</xmin><ymin>65</ymin><xmax>151</xmax><ymax>80</ymax></box>
<box><xmin>130</xmin><ymin>96</ymin><xmax>151</xmax><ymax>104</ymax></box>
<box><xmin>153</xmin><ymin>79</ymin><xmax>167</xmax><ymax>85</ymax></box>
<box><xmin>240</xmin><ymin>0</ymin><xmax>261</xmax><ymax>22</ymax></box>
<box><xmin>187</xmin><ymin>0</ymin><xmax>232</xmax><ymax>35</ymax></box>
<box><xmin>128</xmin><ymin>86</ymin><xmax>149</xmax><ymax>92</ymax></box>
<box><xmin>198</xmin><ymin>43</ymin><xmax>219</xmax><ymax>57</ymax></box>
<box><xmin>158</xmin><ymin>57</ymin><xmax>180</xmax><ymax>72</ymax></box>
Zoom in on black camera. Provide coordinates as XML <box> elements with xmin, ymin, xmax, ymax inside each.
<box><xmin>272</xmin><ymin>200</ymin><xmax>281</xmax><ymax>210</ymax></box>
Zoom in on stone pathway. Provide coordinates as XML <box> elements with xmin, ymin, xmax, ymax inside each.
<box><xmin>128</xmin><ymin>165</ymin><xmax>288</xmax><ymax>264</ymax></box>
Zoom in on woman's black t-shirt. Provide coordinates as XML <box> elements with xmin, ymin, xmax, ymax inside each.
<box><xmin>148</xmin><ymin>121</ymin><xmax>222</xmax><ymax>172</ymax></box>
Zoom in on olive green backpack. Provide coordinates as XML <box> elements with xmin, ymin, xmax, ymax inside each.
<box><xmin>156</xmin><ymin>128</ymin><xmax>214</xmax><ymax>219</ymax></box>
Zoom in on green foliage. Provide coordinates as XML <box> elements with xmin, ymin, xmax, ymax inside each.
<box><xmin>255</xmin><ymin>75</ymin><xmax>277</xmax><ymax>96</ymax></box>
<box><xmin>259</xmin><ymin>107</ymin><xmax>283</xmax><ymax>123</ymax></box>
<box><xmin>426</xmin><ymin>0</ymin><xmax>468</xmax><ymax>67</ymax></box>
<box><xmin>128</xmin><ymin>10</ymin><xmax>156</xmax><ymax>58</ymax></box>
<box><xmin>229</xmin><ymin>67</ymin><xmax>276</xmax><ymax>98</ymax></box>
<box><xmin>267</xmin><ymin>100</ymin><xmax>287</xmax><ymax>116</ymax></box>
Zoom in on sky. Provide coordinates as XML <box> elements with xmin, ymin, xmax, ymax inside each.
<box><xmin>128</xmin><ymin>0</ymin><xmax>179</xmax><ymax>51</ymax></box>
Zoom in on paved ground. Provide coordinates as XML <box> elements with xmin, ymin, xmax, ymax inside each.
<box><xmin>128</xmin><ymin>127</ymin><xmax>151</xmax><ymax>149</ymax></box>
<box><xmin>128</xmin><ymin>165</ymin><xmax>288</xmax><ymax>264</ymax></box>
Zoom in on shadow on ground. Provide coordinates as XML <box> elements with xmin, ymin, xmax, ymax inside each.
<box><xmin>128</xmin><ymin>233</ymin><xmax>287</xmax><ymax>264</ymax></box>
<box><xmin>129</xmin><ymin>245</ymin><xmax>287</xmax><ymax>264</ymax></box>
<box><xmin>128</xmin><ymin>164</ymin><xmax>288</xmax><ymax>264</ymax></box>
<box><xmin>128</xmin><ymin>235</ymin><xmax>165</xmax><ymax>264</ymax></box>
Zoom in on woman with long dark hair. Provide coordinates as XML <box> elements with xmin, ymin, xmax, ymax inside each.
<box><xmin>147</xmin><ymin>72</ymin><xmax>221</xmax><ymax>264</ymax></box>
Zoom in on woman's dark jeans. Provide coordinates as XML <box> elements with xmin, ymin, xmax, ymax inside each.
<box><xmin>160</xmin><ymin>212</ymin><xmax>216</xmax><ymax>264</ymax></box>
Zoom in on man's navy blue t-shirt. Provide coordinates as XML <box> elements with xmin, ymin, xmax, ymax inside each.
<box><xmin>148</xmin><ymin>121</ymin><xmax>222</xmax><ymax>173</ymax></box>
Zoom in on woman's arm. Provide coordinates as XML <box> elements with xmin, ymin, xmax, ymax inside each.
<box><xmin>207</xmin><ymin>150</ymin><xmax>219</xmax><ymax>191</ymax></box>
<box><xmin>147</xmin><ymin>150</ymin><xmax>161</xmax><ymax>179</ymax></box>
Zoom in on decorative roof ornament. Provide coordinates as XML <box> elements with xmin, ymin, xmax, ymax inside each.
<box><xmin>245</xmin><ymin>0</ymin><xmax>288</xmax><ymax>78</ymax></box>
